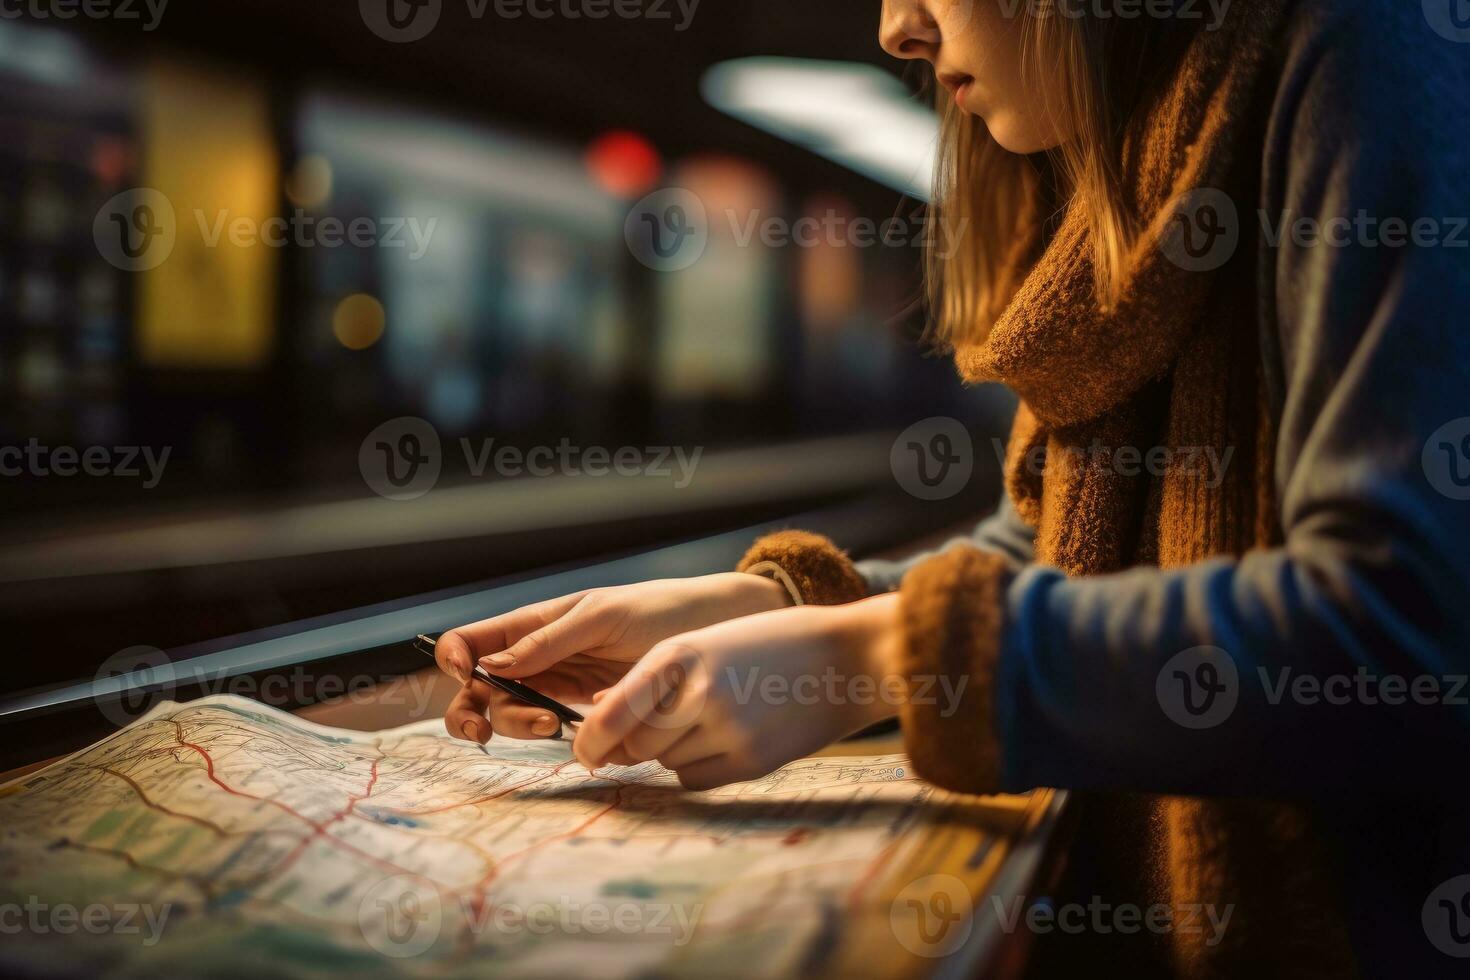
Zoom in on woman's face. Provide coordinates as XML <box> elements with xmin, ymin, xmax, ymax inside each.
<box><xmin>878</xmin><ymin>0</ymin><xmax>1073</xmax><ymax>154</ymax></box>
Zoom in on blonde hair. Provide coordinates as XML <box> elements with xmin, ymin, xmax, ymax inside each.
<box><xmin>925</xmin><ymin>13</ymin><xmax>1187</xmax><ymax>346</ymax></box>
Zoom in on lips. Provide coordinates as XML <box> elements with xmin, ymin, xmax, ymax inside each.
<box><xmin>937</xmin><ymin>71</ymin><xmax>974</xmax><ymax>107</ymax></box>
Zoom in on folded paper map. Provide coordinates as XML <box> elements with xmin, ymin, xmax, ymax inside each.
<box><xmin>0</xmin><ymin>695</ymin><xmax>1052</xmax><ymax>978</ymax></box>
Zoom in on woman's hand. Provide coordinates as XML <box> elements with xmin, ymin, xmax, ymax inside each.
<box><xmin>571</xmin><ymin>593</ymin><xmax>904</xmax><ymax>789</ymax></box>
<box><xmin>437</xmin><ymin>574</ymin><xmax>790</xmax><ymax>743</ymax></box>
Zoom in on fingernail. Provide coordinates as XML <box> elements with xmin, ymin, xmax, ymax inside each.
<box><xmin>483</xmin><ymin>653</ymin><xmax>516</xmax><ymax>669</ymax></box>
<box><xmin>461</xmin><ymin>720</ymin><xmax>479</xmax><ymax>742</ymax></box>
<box><xmin>532</xmin><ymin>715</ymin><xmax>558</xmax><ymax>736</ymax></box>
<box><xmin>452</xmin><ymin>661</ymin><xmax>469</xmax><ymax>684</ymax></box>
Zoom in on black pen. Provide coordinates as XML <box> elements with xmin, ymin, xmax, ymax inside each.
<box><xmin>412</xmin><ymin>633</ymin><xmax>584</xmax><ymax>726</ymax></box>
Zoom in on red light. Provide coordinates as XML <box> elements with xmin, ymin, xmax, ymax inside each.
<box><xmin>90</xmin><ymin>138</ymin><xmax>133</xmax><ymax>187</ymax></box>
<box><xmin>585</xmin><ymin>131</ymin><xmax>662</xmax><ymax>198</ymax></box>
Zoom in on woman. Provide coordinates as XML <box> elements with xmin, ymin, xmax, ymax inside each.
<box><xmin>435</xmin><ymin>1</ymin><xmax>1470</xmax><ymax>974</ymax></box>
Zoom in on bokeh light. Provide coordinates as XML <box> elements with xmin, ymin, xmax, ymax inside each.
<box><xmin>584</xmin><ymin>131</ymin><xmax>661</xmax><ymax>198</ymax></box>
<box><xmin>332</xmin><ymin>294</ymin><xmax>386</xmax><ymax>350</ymax></box>
<box><xmin>285</xmin><ymin>154</ymin><xmax>334</xmax><ymax>208</ymax></box>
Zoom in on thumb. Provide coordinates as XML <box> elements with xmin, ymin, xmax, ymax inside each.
<box><xmin>482</xmin><ymin>595</ymin><xmax>618</xmax><ymax>679</ymax></box>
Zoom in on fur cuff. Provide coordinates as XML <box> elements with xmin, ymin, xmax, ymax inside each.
<box><xmin>897</xmin><ymin>546</ymin><xmax>1011</xmax><ymax>795</ymax></box>
<box><xmin>736</xmin><ymin>531</ymin><xmax>868</xmax><ymax>607</ymax></box>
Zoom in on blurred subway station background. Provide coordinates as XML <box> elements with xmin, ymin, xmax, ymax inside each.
<box><xmin>0</xmin><ymin>1</ymin><xmax>1013</xmax><ymax>759</ymax></box>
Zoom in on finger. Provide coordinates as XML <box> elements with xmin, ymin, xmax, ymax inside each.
<box><xmin>652</xmin><ymin>728</ymin><xmax>719</xmax><ymax>771</ymax></box>
<box><xmin>445</xmin><ymin>686</ymin><xmax>492</xmax><ymax>744</ymax></box>
<box><xmin>440</xmin><ymin>593</ymin><xmax>588</xmax><ymax>676</ymax></box>
<box><xmin>671</xmin><ymin>754</ymin><xmax>739</xmax><ymax>792</ymax></box>
<box><xmin>489</xmin><ymin>696</ymin><xmax>564</xmax><ymax>740</ymax></box>
<box><xmin>573</xmin><ymin>663</ymin><xmax>685</xmax><ymax>770</ymax></box>
<box><xmin>597</xmin><ymin>745</ymin><xmax>639</xmax><ymax>768</ymax></box>
<box><xmin>621</xmin><ymin>719</ymin><xmax>691</xmax><ymax>766</ymax></box>
<box><xmin>484</xmin><ymin>595</ymin><xmax>619</xmax><ymax>680</ymax></box>
<box><xmin>434</xmin><ymin>630</ymin><xmax>475</xmax><ymax>686</ymax></box>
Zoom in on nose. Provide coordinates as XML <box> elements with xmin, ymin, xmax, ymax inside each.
<box><xmin>879</xmin><ymin>0</ymin><xmax>941</xmax><ymax>63</ymax></box>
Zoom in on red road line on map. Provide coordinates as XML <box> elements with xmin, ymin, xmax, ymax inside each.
<box><xmin>166</xmin><ymin>726</ymin><xmax>426</xmax><ymax>882</ymax></box>
<box><xmin>170</xmin><ymin>722</ymin><xmax>321</xmax><ymax>828</ymax></box>
<box><xmin>258</xmin><ymin>757</ymin><xmax>428</xmax><ymax>884</ymax></box>
<box><xmin>458</xmin><ymin>782</ymin><xmax>627</xmax><ymax>905</ymax></box>
<box><xmin>274</xmin><ymin>756</ymin><xmax>381</xmax><ymax>866</ymax></box>
<box><xmin>453</xmin><ymin>784</ymin><xmax>627</xmax><ymax>942</ymax></box>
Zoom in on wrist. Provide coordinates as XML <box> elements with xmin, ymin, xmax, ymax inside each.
<box><xmin>838</xmin><ymin>593</ymin><xmax>904</xmax><ymax>726</ymax></box>
<box><xmin>716</xmin><ymin>572</ymin><xmax>792</xmax><ymax>615</ymax></box>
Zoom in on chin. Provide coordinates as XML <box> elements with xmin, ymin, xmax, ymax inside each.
<box><xmin>984</xmin><ymin>112</ymin><xmax>1065</xmax><ymax>156</ymax></box>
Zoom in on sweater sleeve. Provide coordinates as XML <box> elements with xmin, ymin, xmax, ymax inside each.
<box><xmin>897</xmin><ymin>0</ymin><xmax>1470</xmax><ymax>799</ymax></box>
<box><xmin>854</xmin><ymin>493</ymin><xmax>1036</xmax><ymax>596</ymax></box>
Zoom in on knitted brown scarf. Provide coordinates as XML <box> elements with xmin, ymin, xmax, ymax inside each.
<box><xmin>950</xmin><ymin>3</ymin><xmax>1357</xmax><ymax>975</ymax></box>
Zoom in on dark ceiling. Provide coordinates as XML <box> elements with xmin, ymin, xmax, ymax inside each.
<box><xmin>79</xmin><ymin>0</ymin><xmax>920</xmax><ymax>208</ymax></box>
